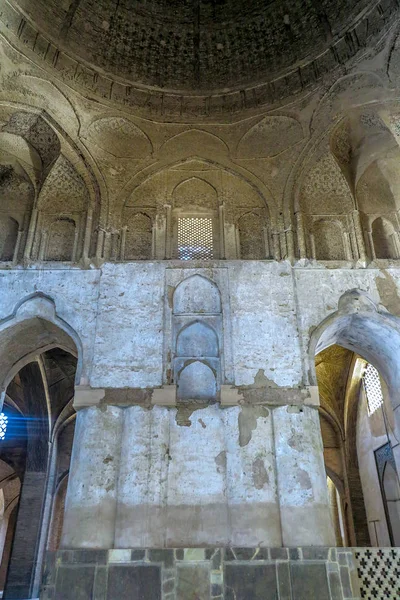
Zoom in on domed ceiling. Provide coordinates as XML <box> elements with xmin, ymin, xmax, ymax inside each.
<box><xmin>0</xmin><ymin>0</ymin><xmax>396</xmax><ymax>119</ymax></box>
<box><xmin>6</xmin><ymin>0</ymin><xmax>383</xmax><ymax>91</ymax></box>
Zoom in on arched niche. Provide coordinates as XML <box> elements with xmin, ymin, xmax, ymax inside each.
<box><xmin>177</xmin><ymin>361</ymin><xmax>217</xmax><ymax>402</ymax></box>
<box><xmin>122</xmin><ymin>211</ymin><xmax>153</xmax><ymax>260</ymax></box>
<box><xmin>0</xmin><ymin>216</ymin><xmax>18</xmax><ymax>262</ymax></box>
<box><xmin>120</xmin><ymin>158</ymin><xmax>271</xmax><ymax>260</ymax></box>
<box><xmin>176</xmin><ymin>321</ymin><xmax>218</xmax><ymax>358</ymax></box>
<box><xmin>34</xmin><ymin>155</ymin><xmax>90</xmax><ymax>263</ymax></box>
<box><xmin>237</xmin><ymin>212</ymin><xmax>266</xmax><ymax>259</ymax></box>
<box><xmin>310</xmin><ymin>291</ymin><xmax>400</xmax><ymax>415</ymax></box>
<box><xmin>173</xmin><ymin>275</ymin><xmax>221</xmax><ymax>315</ymax></box>
<box><xmin>0</xmin><ymin>162</ymin><xmax>34</xmax><ymax>262</ymax></box>
<box><xmin>46</xmin><ymin>218</ymin><xmax>76</xmax><ymax>262</ymax></box>
<box><xmin>371</xmin><ymin>217</ymin><xmax>398</xmax><ymax>259</ymax></box>
<box><xmin>172</xmin><ymin>177</ymin><xmax>218</xmax><ymax>210</ymax></box>
<box><xmin>171</xmin><ymin>276</ymin><xmax>223</xmax><ymax>401</ymax></box>
<box><xmin>356</xmin><ymin>161</ymin><xmax>396</xmax><ymax>215</ymax></box>
<box><xmin>0</xmin><ymin>294</ymin><xmax>82</xmax><ymax>394</ymax></box>
<box><xmin>313</xmin><ymin>220</ymin><xmax>347</xmax><ymax>261</ymax></box>
<box><xmin>299</xmin><ymin>152</ymin><xmax>354</xmax><ymax>216</ymax></box>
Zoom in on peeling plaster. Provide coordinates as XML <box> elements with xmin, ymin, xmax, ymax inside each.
<box><xmin>298</xmin><ymin>468</ymin><xmax>312</xmax><ymax>490</ymax></box>
<box><xmin>238</xmin><ymin>404</ymin><xmax>269</xmax><ymax>447</ymax></box>
<box><xmin>215</xmin><ymin>450</ymin><xmax>227</xmax><ymax>473</ymax></box>
<box><xmin>252</xmin><ymin>457</ymin><xmax>269</xmax><ymax>489</ymax></box>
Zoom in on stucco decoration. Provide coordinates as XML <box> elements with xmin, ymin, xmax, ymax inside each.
<box><xmin>311</xmin><ymin>72</ymin><xmax>385</xmax><ymax>134</ymax></box>
<box><xmin>300</xmin><ymin>152</ymin><xmax>354</xmax><ymax>215</ymax></box>
<box><xmin>236</xmin><ymin>115</ymin><xmax>303</xmax><ymax>158</ymax></box>
<box><xmin>124</xmin><ymin>172</ymin><xmax>163</xmax><ymax>210</ymax></box>
<box><xmin>38</xmin><ymin>155</ymin><xmax>88</xmax><ymax>213</ymax></box>
<box><xmin>85</xmin><ymin>117</ymin><xmax>152</xmax><ymax>159</ymax></box>
<box><xmin>0</xmin><ymin>77</ymin><xmax>79</xmax><ymax>137</ymax></box>
<box><xmin>356</xmin><ymin>161</ymin><xmax>396</xmax><ymax>214</ymax></box>
<box><xmin>238</xmin><ymin>212</ymin><xmax>267</xmax><ymax>259</ymax></box>
<box><xmin>313</xmin><ymin>219</ymin><xmax>347</xmax><ymax>261</ymax></box>
<box><xmin>123</xmin><ymin>212</ymin><xmax>153</xmax><ymax>260</ymax></box>
<box><xmin>1</xmin><ymin>0</ymin><xmax>396</xmax><ymax>122</ymax></box>
<box><xmin>172</xmin><ymin>177</ymin><xmax>218</xmax><ymax>209</ymax></box>
<box><xmin>0</xmin><ymin>132</ymin><xmax>42</xmax><ymax>183</ymax></box>
<box><xmin>2</xmin><ymin>111</ymin><xmax>60</xmax><ymax>172</ymax></box>
<box><xmin>0</xmin><ymin>163</ymin><xmax>34</xmax><ymax>261</ymax></box>
<box><xmin>159</xmin><ymin>130</ymin><xmax>229</xmax><ymax>162</ymax></box>
<box><xmin>371</xmin><ymin>217</ymin><xmax>399</xmax><ymax>259</ymax></box>
<box><xmin>330</xmin><ymin>117</ymin><xmax>354</xmax><ymax>188</ymax></box>
<box><xmin>32</xmin><ymin>155</ymin><xmax>90</xmax><ymax>262</ymax></box>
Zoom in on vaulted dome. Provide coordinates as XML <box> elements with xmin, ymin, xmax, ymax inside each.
<box><xmin>8</xmin><ymin>0</ymin><xmax>388</xmax><ymax>92</ymax></box>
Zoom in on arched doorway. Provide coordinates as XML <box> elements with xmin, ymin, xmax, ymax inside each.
<box><xmin>312</xmin><ymin>291</ymin><xmax>400</xmax><ymax>548</ymax></box>
<box><xmin>0</xmin><ymin>300</ymin><xmax>80</xmax><ymax>599</ymax></box>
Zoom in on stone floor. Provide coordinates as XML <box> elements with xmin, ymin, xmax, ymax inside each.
<box><xmin>41</xmin><ymin>546</ymin><xmax>363</xmax><ymax>599</ymax></box>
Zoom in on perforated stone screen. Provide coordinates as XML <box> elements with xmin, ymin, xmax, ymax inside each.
<box><xmin>178</xmin><ymin>217</ymin><xmax>213</xmax><ymax>260</ymax></box>
<box><xmin>363</xmin><ymin>363</ymin><xmax>383</xmax><ymax>415</ymax></box>
<box><xmin>354</xmin><ymin>548</ymin><xmax>400</xmax><ymax>599</ymax></box>
<box><xmin>0</xmin><ymin>412</ymin><xmax>8</xmax><ymax>440</ymax></box>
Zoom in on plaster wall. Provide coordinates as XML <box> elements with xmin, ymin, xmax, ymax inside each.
<box><xmin>2</xmin><ymin>262</ymin><xmax>400</xmax><ymax>549</ymax></box>
<box><xmin>1</xmin><ymin>263</ymin><xmax>400</xmax><ymax>391</ymax></box>
<box><xmin>61</xmin><ymin>403</ymin><xmax>335</xmax><ymax>548</ymax></box>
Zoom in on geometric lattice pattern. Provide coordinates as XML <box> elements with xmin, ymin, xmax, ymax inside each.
<box><xmin>363</xmin><ymin>363</ymin><xmax>384</xmax><ymax>415</ymax></box>
<box><xmin>178</xmin><ymin>217</ymin><xmax>213</xmax><ymax>260</ymax></box>
<box><xmin>354</xmin><ymin>548</ymin><xmax>400</xmax><ymax>599</ymax></box>
<box><xmin>0</xmin><ymin>412</ymin><xmax>8</xmax><ymax>439</ymax></box>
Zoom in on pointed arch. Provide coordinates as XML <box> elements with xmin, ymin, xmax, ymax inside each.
<box><xmin>176</xmin><ymin>321</ymin><xmax>219</xmax><ymax>357</ymax></box>
<box><xmin>173</xmin><ymin>275</ymin><xmax>221</xmax><ymax>315</ymax></box>
<box><xmin>172</xmin><ymin>177</ymin><xmax>218</xmax><ymax>209</ymax></box>
<box><xmin>0</xmin><ymin>294</ymin><xmax>83</xmax><ymax>393</ymax></box>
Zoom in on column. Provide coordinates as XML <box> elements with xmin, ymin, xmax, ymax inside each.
<box><xmin>273</xmin><ymin>405</ymin><xmax>335</xmax><ymax>546</ymax></box>
<box><xmin>82</xmin><ymin>207</ymin><xmax>93</xmax><ymax>261</ymax></box>
<box><xmin>120</xmin><ymin>226</ymin><xmax>127</xmax><ymax>260</ymax></box>
<box><xmin>23</xmin><ymin>207</ymin><xmax>38</xmax><ymax>259</ymax></box>
<box><xmin>12</xmin><ymin>229</ymin><xmax>23</xmax><ymax>264</ymax></box>
<box><xmin>61</xmin><ymin>405</ymin><xmax>123</xmax><ymax>549</ymax></box>
<box><xmin>164</xmin><ymin>204</ymin><xmax>172</xmax><ymax>259</ymax></box>
<box><xmin>286</xmin><ymin>228</ymin><xmax>295</xmax><ymax>262</ymax></box>
<box><xmin>295</xmin><ymin>211</ymin><xmax>307</xmax><ymax>259</ymax></box>
<box><xmin>352</xmin><ymin>210</ymin><xmax>367</xmax><ymax>263</ymax></box>
<box><xmin>218</xmin><ymin>204</ymin><xmax>225</xmax><ymax>259</ymax></box>
<box><xmin>96</xmin><ymin>229</ymin><xmax>104</xmax><ymax>260</ymax></box>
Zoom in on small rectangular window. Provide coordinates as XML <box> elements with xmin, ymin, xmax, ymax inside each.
<box><xmin>177</xmin><ymin>217</ymin><xmax>213</xmax><ymax>260</ymax></box>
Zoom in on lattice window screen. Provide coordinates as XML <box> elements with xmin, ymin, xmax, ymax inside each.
<box><xmin>178</xmin><ymin>217</ymin><xmax>213</xmax><ymax>260</ymax></box>
<box><xmin>0</xmin><ymin>413</ymin><xmax>8</xmax><ymax>440</ymax></box>
<box><xmin>354</xmin><ymin>548</ymin><xmax>400</xmax><ymax>599</ymax></box>
<box><xmin>363</xmin><ymin>363</ymin><xmax>383</xmax><ymax>415</ymax></box>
